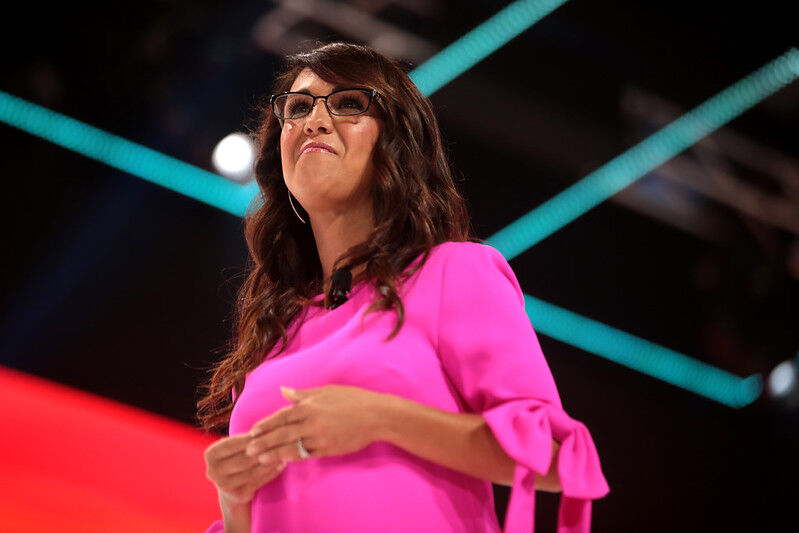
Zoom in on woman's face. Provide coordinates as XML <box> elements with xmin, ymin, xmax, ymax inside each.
<box><xmin>280</xmin><ymin>67</ymin><xmax>383</xmax><ymax>219</ymax></box>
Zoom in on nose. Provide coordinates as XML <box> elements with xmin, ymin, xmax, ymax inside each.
<box><xmin>303</xmin><ymin>98</ymin><xmax>333</xmax><ymax>134</ymax></box>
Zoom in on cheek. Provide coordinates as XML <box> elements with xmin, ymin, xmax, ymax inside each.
<box><xmin>280</xmin><ymin>127</ymin><xmax>297</xmax><ymax>169</ymax></box>
<box><xmin>349</xmin><ymin>130</ymin><xmax>380</xmax><ymax>165</ymax></box>
<box><xmin>280</xmin><ymin>125</ymin><xmax>292</xmax><ymax>150</ymax></box>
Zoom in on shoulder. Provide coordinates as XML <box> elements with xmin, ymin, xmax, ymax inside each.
<box><xmin>431</xmin><ymin>240</ymin><xmax>512</xmax><ymax>274</ymax></box>
<box><xmin>432</xmin><ymin>240</ymin><xmax>523</xmax><ymax>305</ymax></box>
<box><xmin>406</xmin><ymin>240</ymin><xmax>517</xmax><ymax>294</ymax></box>
<box><xmin>429</xmin><ymin>239</ymin><xmax>505</xmax><ymax>264</ymax></box>
<box><xmin>429</xmin><ymin>241</ymin><xmax>519</xmax><ymax>289</ymax></box>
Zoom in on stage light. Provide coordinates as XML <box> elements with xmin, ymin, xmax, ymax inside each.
<box><xmin>211</xmin><ymin>132</ymin><xmax>255</xmax><ymax>182</ymax></box>
<box><xmin>767</xmin><ymin>359</ymin><xmax>798</xmax><ymax>399</ymax></box>
<box><xmin>0</xmin><ymin>90</ymin><xmax>256</xmax><ymax>216</ymax></box>
<box><xmin>4</xmin><ymin>20</ymin><xmax>793</xmax><ymax>410</ymax></box>
<box><xmin>409</xmin><ymin>0</ymin><xmax>570</xmax><ymax>95</ymax></box>
<box><xmin>487</xmin><ymin>47</ymin><xmax>799</xmax><ymax>261</ymax></box>
<box><xmin>522</xmin><ymin>293</ymin><xmax>762</xmax><ymax>408</ymax></box>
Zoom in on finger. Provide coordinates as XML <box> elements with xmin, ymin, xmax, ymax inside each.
<box><xmin>248</xmin><ymin>404</ymin><xmax>294</xmax><ymax>438</ymax></box>
<box><xmin>206</xmin><ymin>433</ymin><xmax>253</xmax><ymax>461</ymax></box>
<box><xmin>222</xmin><ymin>462</ymin><xmax>285</xmax><ymax>505</ymax></box>
<box><xmin>226</xmin><ymin>462</ymin><xmax>273</xmax><ymax>488</ymax></box>
<box><xmin>250</xmin><ymin>403</ymin><xmax>308</xmax><ymax>438</ymax></box>
<box><xmin>246</xmin><ymin>423</ymin><xmax>306</xmax><ymax>458</ymax></box>
<box><xmin>230</xmin><ymin>464</ymin><xmax>286</xmax><ymax>502</ymax></box>
<box><xmin>228</xmin><ymin>459</ymin><xmax>286</xmax><ymax>489</ymax></box>
<box><xmin>254</xmin><ymin>460</ymin><xmax>288</xmax><ymax>487</ymax></box>
<box><xmin>258</xmin><ymin>437</ymin><xmax>320</xmax><ymax>465</ymax></box>
<box><xmin>216</xmin><ymin>448</ymin><xmax>262</xmax><ymax>476</ymax></box>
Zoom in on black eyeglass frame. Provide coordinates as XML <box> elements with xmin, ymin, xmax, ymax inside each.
<box><xmin>269</xmin><ymin>88</ymin><xmax>379</xmax><ymax>120</ymax></box>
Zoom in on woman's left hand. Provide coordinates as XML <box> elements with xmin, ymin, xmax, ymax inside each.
<box><xmin>245</xmin><ymin>385</ymin><xmax>392</xmax><ymax>465</ymax></box>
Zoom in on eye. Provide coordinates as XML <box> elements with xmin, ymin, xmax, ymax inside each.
<box><xmin>287</xmin><ymin>101</ymin><xmax>310</xmax><ymax>114</ymax></box>
<box><xmin>339</xmin><ymin>98</ymin><xmax>363</xmax><ymax>109</ymax></box>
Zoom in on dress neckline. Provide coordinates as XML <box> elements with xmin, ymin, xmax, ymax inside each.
<box><xmin>309</xmin><ymin>276</ymin><xmax>371</xmax><ymax>308</ymax></box>
<box><xmin>307</xmin><ymin>245</ymin><xmax>440</xmax><ymax>310</ymax></box>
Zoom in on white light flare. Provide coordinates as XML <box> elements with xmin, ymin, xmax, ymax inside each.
<box><xmin>212</xmin><ymin>132</ymin><xmax>255</xmax><ymax>182</ymax></box>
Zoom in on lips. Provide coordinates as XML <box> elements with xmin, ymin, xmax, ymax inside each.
<box><xmin>300</xmin><ymin>141</ymin><xmax>337</xmax><ymax>156</ymax></box>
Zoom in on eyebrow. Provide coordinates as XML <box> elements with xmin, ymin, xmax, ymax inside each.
<box><xmin>293</xmin><ymin>84</ymin><xmax>356</xmax><ymax>95</ymax></box>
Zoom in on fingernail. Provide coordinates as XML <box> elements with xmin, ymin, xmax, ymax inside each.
<box><xmin>258</xmin><ymin>453</ymin><xmax>271</xmax><ymax>464</ymax></box>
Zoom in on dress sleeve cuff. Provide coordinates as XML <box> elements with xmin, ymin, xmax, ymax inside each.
<box><xmin>482</xmin><ymin>399</ymin><xmax>609</xmax><ymax>533</ymax></box>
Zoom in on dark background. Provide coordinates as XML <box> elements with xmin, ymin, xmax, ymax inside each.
<box><xmin>2</xmin><ymin>1</ymin><xmax>797</xmax><ymax>530</ymax></box>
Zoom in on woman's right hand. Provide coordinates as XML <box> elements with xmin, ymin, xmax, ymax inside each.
<box><xmin>205</xmin><ymin>433</ymin><xmax>287</xmax><ymax>505</ymax></box>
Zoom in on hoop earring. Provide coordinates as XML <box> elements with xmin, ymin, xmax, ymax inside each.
<box><xmin>288</xmin><ymin>189</ymin><xmax>307</xmax><ymax>224</ymax></box>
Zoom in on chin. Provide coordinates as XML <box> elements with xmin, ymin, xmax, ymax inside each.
<box><xmin>301</xmin><ymin>170</ymin><xmax>340</xmax><ymax>184</ymax></box>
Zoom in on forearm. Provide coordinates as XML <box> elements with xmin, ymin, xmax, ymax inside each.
<box><xmin>219</xmin><ymin>492</ymin><xmax>251</xmax><ymax>533</ymax></box>
<box><xmin>376</xmin><ymin>394</ymin><xmax>561</xmax><ymax>491</ymax></box>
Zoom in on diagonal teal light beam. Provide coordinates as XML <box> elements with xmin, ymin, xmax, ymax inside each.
<box><xmin>0</xmin><ymin>90</ymin><xmax>254</xmax><ymax>217</ymax></box>
<box><xmin>0</xmin><ymin>0</ymin><xmax>568</xmax><ymax>218</ymax></box>
<box><xmin>0</xmin><ymin>4</ymin><xmax>773</xmax><ymax>408</ymax></box>
<box><xmin>409</xmin><ymin>0</ymin><xmax>570</xmax><ymax>95</ymax></box>
<box><xmin>479</xmin><ymin>50</ymin><xmax>799</xmax><ymax>408</ymax></box>
<box><xmin>485</xmin><ymin>47</ymin><xmax>799</xmax><ymax>262</ymax></box>
<box><xmin>522</xmin><ymin>292</ymin><xmax>763</xmax><ymax>408</ymax></box>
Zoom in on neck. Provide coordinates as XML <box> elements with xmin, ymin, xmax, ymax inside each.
<box><xmin>309</xmin><ymin>203</ymin><xmax>373</xmax><ymax>290</ymax></box>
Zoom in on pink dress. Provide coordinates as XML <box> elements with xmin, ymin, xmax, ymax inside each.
<box><xmin>206</xmin><ymin>241</ymin><xmax>608</xmax><ymax>532</ymax></box>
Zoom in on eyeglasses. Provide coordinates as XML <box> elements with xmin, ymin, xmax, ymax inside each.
<box><xmin>270</xmin><ymin>88</ymin><xmax>378</xmax><ymax>120</ymax></box>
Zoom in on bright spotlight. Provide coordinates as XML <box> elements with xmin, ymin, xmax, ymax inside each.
<box><xmin>767</xmin><ymin>359</ymin><xmax>798</xmax><ymax>398</ymax></box>
<box><xmin>212</xmin><ymin>132</ymin><xmax>255</xmax><ymax>182</ymax></box>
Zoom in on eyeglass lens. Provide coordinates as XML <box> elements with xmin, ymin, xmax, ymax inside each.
<box><xmin>274</xmin><ymin>90</ymin><xmax>371</xmax><ymax>119</ymax></box>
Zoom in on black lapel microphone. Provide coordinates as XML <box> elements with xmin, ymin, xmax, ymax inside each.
<box><xmin>327</xmin><ymin>268</ymin><xmax>353</xmax><ymax>309</ymax></box>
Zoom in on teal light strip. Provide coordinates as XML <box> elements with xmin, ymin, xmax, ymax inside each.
<box><xmin>0</xmin><ymin>90</ymin><xmax>254</xmax><ymax>217</ymax></box>
<box><xmin>0</xmin><ymin>13</ymin><xmax>778</xmax><ymax>409</ymax></box>
<box><xmin>523</xmin><ymin>293</ymin><xmax>763</xmax><ymax>407</ymax></box>
<box><xmin>0</xmin><ymin>0</ymin><xmax>571</xmax><ymax>217</ymax></box>
<box><xmin>409</xmin><ymin>0</ymin><xmax>570</xmax><ymax>95</ymax></box>
<box><xmin>480</xmin><ymin>50</ymin><xmax>798</xmax><ymax>406</ymax></box>
<box><xmin>486</xmin><ymin>47</ymin><xmax>799</xmax><ymax>261</ymax></box>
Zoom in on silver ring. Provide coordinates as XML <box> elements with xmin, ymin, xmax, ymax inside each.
<box><xmin>297</xmin><ymin>438</ymin><xmax>311</xmax><ymax>459</ymax></box>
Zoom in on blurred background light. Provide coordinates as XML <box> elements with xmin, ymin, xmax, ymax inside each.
<box><xmin>522</xmin><ymin>293</ymin><xmax>763</xmax><ymax>408</ymax></box>
<box><xmin>487</xmin><ymin>47</ymin><xmax>799</xmax><ymax>261</ymax></box>
<box><xmin>409</xmin><ymin>0</ymin><xmax>570</xmax><ymax>95</ymax></box>
<box><xmin>211</xmin><ymin>132</ymin><xmax>255</xmax><ymax>182</ymax></box>
<box><xmin>767</xmin><ymin>358</ymin><xmax>798</xmax><ymax>398</ymax></box>
<box><xmin>0</xmin><ymin>13</ymin><xmax>787</xmax><ymax>410</ymax></box>
<box><xmin>0</xmin><ymin>89</ymin><xmax>255</xmax><ymax>217</ymax></box>
<box><xmin>2</xmin><ymin>1</ymin><xmax>797</xmax><ymax>529</ymax></box>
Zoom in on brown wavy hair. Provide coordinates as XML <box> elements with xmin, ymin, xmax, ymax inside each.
<box><xmin>196</xmin><ymin>41</ymin><xmax>481</xmax><ymax>434</ymax></box>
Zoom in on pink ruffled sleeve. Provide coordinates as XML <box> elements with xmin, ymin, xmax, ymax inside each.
<box><xmin>437</xmin><ymin>242</ymin><xmax>609</xmax><ymax>532</ymax></box>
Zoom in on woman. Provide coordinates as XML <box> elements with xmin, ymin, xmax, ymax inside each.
<box><xmin>198</xmin><ymin>42</ymin><xmax>608</xmax><ymax>532</ymax></box>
